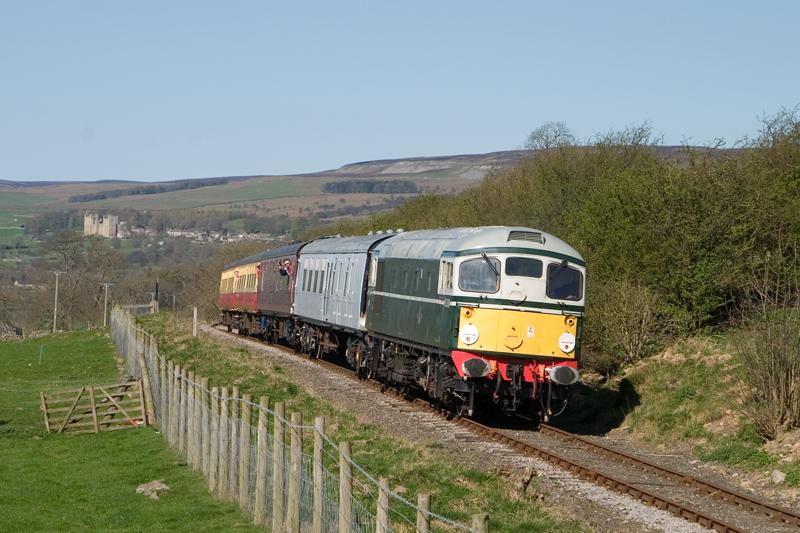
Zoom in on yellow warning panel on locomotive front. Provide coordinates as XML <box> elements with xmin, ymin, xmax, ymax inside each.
<box><xmin>456</xmin><ymin>307</ymin><xmax>577</xmax><ymax>359</ymax></box>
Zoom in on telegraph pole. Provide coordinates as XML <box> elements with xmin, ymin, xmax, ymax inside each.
<box><xmin>52</xmin><ymin>271</ymin><xmax>65</xmax><ymax>334</ymax></box>
<box><xmin>100</xmin><ymin>282</ymin><xmax>113</xmax><ymax>328</ymax></box>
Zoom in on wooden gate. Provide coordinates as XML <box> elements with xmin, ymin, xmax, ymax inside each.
<box><xmin>40</xmin><ymin>380</ymin><xmax>148</xmax><ymax>434</ymax></box>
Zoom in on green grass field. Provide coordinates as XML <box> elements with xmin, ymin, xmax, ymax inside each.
<box><xmin>0</xmin><ymin>211</ymin><xmax>32</xmax><ymax>245</ymax></box>
<box><xmin>0</xmin><ymin>191</ymin><xmax>50</xmax><ymax>210</ymax></box>
<box><xmin>71</xmin><ymin>178</ymin><xmax>322</xmax><ymax>210</ymax></box>
<box><xmin>0</xmin><ymin>332</ymin><xmax>261</xmax><ymax>532</ymax></box>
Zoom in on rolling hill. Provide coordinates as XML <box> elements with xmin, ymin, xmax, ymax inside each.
<box><xmin>0</xmin><ymin>150</ymin><xmax>532</xmax><ymax>215</ymax></box>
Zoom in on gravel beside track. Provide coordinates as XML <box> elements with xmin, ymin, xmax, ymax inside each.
<box><xmin>203</xmin><ymin>325</ymin><xmax>717</xmax><ymax>532</ymax></box>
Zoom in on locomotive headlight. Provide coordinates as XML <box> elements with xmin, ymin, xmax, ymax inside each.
<box><xmin>459</xmin><ymin>324</ymin><xmax>479</xmax><ymax>345</ymax></box>
<box><xmin>558</xmin><ymin>332</ymin><xmax>576</xmax><ymax>353</ymax></box>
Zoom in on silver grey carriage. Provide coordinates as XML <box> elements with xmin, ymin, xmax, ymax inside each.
<box><xmin>294</xmin><ymin>234</ymin><xmax>392</xmax><ymax>332</ymax></box>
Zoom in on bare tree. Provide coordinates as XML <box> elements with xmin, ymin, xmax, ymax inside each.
<box><xmin>524</xmin><ymin>121</ymin><xmax>575</xmax><ymax>150</ymax></box>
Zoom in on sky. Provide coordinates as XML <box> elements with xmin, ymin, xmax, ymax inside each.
<box><xmin>0</xmin><ymin>1</ymin><xmax>797</xmax><ymax>182</ymax></box>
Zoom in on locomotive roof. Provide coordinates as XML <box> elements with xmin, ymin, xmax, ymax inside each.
<box><xmin>223</xmin><ymin>242</ymin><xmax>306</xmax><ymax>270</ymax></box>
<box><xmin>300</xmin><ymin>233</ymin><xmax>392</xmax><ymax>254</ymax></box>
<box><xmin>373</xmin><ymin>226</ymin><xmax>584</xmax><ymax>263</ymax></box>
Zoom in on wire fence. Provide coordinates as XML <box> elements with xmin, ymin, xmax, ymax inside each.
<box><xmin>109</xmin><ymin>307</ymin><xmax>489</xmax><ymax>533</ymax></box>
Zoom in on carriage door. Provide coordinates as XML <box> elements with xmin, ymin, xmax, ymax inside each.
<box><xmin>322</xmin><ymin>260</ymin><xmax>332</xmax><ymax>320</ymax></box>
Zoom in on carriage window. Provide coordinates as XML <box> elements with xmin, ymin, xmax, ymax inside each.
<box><xmin>546</xmin><ymin>263</ymin><xmax>583</xmax><ymax>301</ymax></box>
<box><xmin>319</xmin><ymin>271</ymin><xmax>325</xmax><ymax>294</ymax></box>
<box><xmin>458</xmin><ymin>258</ymin><xmax>500</xmax><ymax>293</ymax></box>
<box><xmin>506</xmin><ymin>257</ymin><xmax>542</xmax><ymax>278</ymax></box>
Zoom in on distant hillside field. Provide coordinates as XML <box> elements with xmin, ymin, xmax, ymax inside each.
<box><xmin>0</xmin><ymin>150</ymin><xmax>526</xmax><ymax>216</ymax></box>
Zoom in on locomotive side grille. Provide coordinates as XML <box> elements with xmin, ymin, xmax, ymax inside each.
<box><xmin>508</xmin><ymin>230</ymin><xmax>545</xmax><ymax>244</ymax></box>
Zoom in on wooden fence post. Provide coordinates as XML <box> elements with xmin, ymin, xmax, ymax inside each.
<box><xmin>312</xmin><ymin>416</ymin><xmax>325</xmax><ymax>533</ymax></box>
<box><xmin>287</xmin><ymin>412</ymin><xmax>302</xmax><ymax>533</ymax></box>
<box><xmin>159</xmin><ymin>356</ymin><xmax>168</xmax><ymax>433</ymax></box>
<box><xmin>228</xmin><ymin>385</ymin><xmax>240</xmax><ymax>502</ymax></box>
<box><xmin>177</xmin><ymin>366</ymin><xmax>186</xmax><ymax>454</ymax></box>
<box><xmin>239</xmin><ymin>393</ymin><xmax>253</xmax><ymax>512</ymax></box>
<box><xmin>254</xmin><ymin>396</ymin><xmax>270</xmax><ymax>525</ymax></box>
<box><xmin>191</xmin><ymin>374</ymin><xmax>202</xmax><ymax>471</ymax></box>
<box><xmin>218</xmin><ymin>386</ymin><xmax>230</xmax><ymax>499</ymax></box>
<box><xmin>200</xmin><ymin>377</ymin><xmax>210</xmax><ymax>476</ymax></box>
<box><xmin>136</xmin><ymin>332</ymin><xmax>156</xmax><ymax>425</ymax></box>
<box><xmin>209</xmin><ymin>386</ymin><xmax>220</xmax><ymax>493</ymax></box>
<box><xmin>168</xmin><ymin>362</ymin><xmax>178</xmax><ymax>447</ymax></box>
<box><xmin>417</xmin><ymin>493</ymin><xmax>430</xmax><ymax>533</ymax></box>
<box><xmin>271</xmin><ymin>402</ymin><xmax>286</xmax><ymax>532</ymax></box>
<box><xmin>193</xmin><ymin>306</ymin><xmax>198</xmax><ymax>337</ymax></box>
<box><xmin>186</xmin><ymin>371</ymin><xmax>196</xmax><ymax>468</ymax></box>
<box><xmin>471</xmin><ymin>514</ymin><xmax>489</xmax><ymax>533</ymax></box>
<box><xmin>180</xmin><ymin>368</ymin><xmax>189</xmax><ymax>457</ymax></box>
<box><xmin>339</xmin><ymin>441</ymin><xmax>352</xmax><ymax>533</ymax></box>
<box><xmin>376</xmin><ymin>477</ymin><xmax>389</xmax><ymax>533</ymax></box>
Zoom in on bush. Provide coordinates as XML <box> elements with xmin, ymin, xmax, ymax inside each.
<box><xmin>732</xmin><ymin>243</ymin><xmax>800</xmax><ymax>440</ymax></box>
<box><xmin>583</xmin><ymin>280</ymin><xmax>671</xmax><ymax>377</ymax></box>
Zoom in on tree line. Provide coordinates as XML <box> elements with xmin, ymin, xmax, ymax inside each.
<box><xmin>322</xmin><ymin>180</ymin><xmax>419</xmax><ymax>194</ymax></box>
<box><xmin>68</xmin><ymin>179</ymin><xmax>229</xmax><ymax>203</ymax></box>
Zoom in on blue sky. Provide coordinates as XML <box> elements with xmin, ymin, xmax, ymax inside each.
<box><xmin>1</xmin><ymin>1</ymin><xmax>797</xmax><ymax>182</ymax></box>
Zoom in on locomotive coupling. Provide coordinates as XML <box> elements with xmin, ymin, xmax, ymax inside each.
<box><xmin>547</xmin><ymin>365</ymin><xmax>580</xmax><ymax>386</ymax></box>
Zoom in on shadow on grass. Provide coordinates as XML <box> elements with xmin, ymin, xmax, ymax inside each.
<box><xmin>550</xmin><ymin>378</ymin><xmax>641</xmax><ymax>436</ymax></box>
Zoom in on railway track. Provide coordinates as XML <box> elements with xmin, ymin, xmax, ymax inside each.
<box><xmin>220</xmin><ymin>327</ymin><xmax>800</xmax><ymax>532</ymax></box>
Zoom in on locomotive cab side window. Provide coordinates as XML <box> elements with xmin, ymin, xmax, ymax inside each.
<box><xmin>438</xmin><ymin>260</ymin><xmax>454</xmax><ymax>293</ymax></box>
<box><xmin>546</xmin><ymin>262</ymin><xmax>583</xmax><ymax>301</ymax></box>
<box><xmin>458</xmin><ymin>257</ymin><xmax>500</xmax><ymax>294</ymax></box>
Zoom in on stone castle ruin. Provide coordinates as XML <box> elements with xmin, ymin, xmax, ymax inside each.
<box><xmin>83</xmin><ymin>212</ymin><xmax>119</xmax><ymax>238</ymax></box>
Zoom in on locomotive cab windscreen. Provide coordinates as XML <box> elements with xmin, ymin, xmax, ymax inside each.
<box><xmin>452</xmin><ymin>254</ymin><xmax>584</xmax><ymax>304</ymax></box>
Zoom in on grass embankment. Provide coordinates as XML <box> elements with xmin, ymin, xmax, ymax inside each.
<box><xmin>567</xmin><ymin>336</ymin><xmax>800</xmax><ymax>487</ymax></box>
<box><xmin>0</xmin><ymin>331</ymin><xmax>262</xmax><ymax>532</ymax></box>
<box><xmin>138</xmin><ymin>313</ymin><xmax>585</xmax><ymax>533</ymax></box>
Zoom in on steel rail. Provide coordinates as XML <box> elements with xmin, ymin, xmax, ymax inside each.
<box><xmin>453</xmin><ymin>416</ymin><xmax>746</xmax><ymax>533</ymax></box>
<box><xmin>539</xmin><ymin>424</ymin><xmax>800</xmax><ymax>528</ymax></box>
<box><xmin>218</xmin><ymin>327</ymin><xmax>800</xmax><ymax>532</ymax></box>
